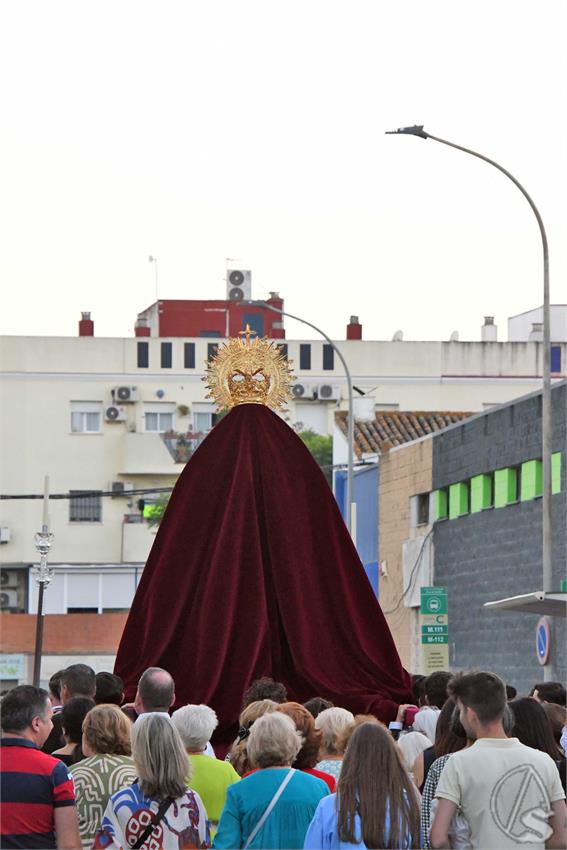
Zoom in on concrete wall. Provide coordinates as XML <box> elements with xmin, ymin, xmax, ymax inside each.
<box><xmin>432</xmin><ymin>382</ymin><xmax>567</xmax><ymax>694</ymax></box>
<box><xmin>378</xmin><ymin>438</ymin><xmax>433</xmax><ymax>671</ymax></box>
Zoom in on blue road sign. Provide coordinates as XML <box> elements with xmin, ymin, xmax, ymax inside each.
<box><xmin>536</xmin><ymin>617</ymin><xmax>550</xmax><ymax>666</ymax></box>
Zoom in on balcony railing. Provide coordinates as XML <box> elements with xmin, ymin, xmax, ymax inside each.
<box><xmin>161</xmin><ymin>431</ymin><xmax>207</xmax><ymax>463</ymax></box>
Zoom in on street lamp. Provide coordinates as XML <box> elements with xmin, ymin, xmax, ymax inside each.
<box><xmin>387</xmin><ymin>124</ymin><xmax>554</xmax><ymax>676</ymax></box>
<box><xmin>247</xmin><ymin>300</ymin><xmax>355</xmax><ymax>535</ymax></box>
<box><xmin>32</xmin><ymin>476</ymin><xmax>54</xmax><ymax>687</ymax></box>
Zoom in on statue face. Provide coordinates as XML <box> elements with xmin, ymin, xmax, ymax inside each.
<box><xmin>227</xmin><ymin>368</ymin><xmax>270</xmax><ymax>404</ymax></box>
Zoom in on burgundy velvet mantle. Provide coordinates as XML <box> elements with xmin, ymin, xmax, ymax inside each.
<box><xmin>115</xmin><ymin>404</ymin><xmax>412</xmax><ymax>749</ymax></box>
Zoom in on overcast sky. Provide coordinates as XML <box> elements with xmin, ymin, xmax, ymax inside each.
<box><xmin>1</xmin><ymin>1</ymin><xmax>565</xmax><ymax>342</ymax></box>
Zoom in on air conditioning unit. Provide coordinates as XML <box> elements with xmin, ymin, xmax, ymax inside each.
<box><xmin>110</xmin><ymin>481</ymin><xmax>134</xmax><ymax>496</ymax></box>
<box><xmin>291</xmin><ymin>382</ymin><xmax>316</xmax><ymax>400</ymax></box>
<box><xmin>0</xmin><ymin>527</ymin><xmax>11</xmax><ymax>544</ymax></box>
<box><xmin>226</xmin><ymin>269</ymin><xmax>252</xmax><ymax>301</ymax></box>
<box><xmin>1</xmin><ymin>568</ymin><xmax>18</xmax><ymax>586</ymax></box>
<box><xmin>112</xmin><ymin>386</ymin><xmax>139</xmax><ymax>403</ymax></box>
<box><xmin>105</xmin><ymin>405</ymin><xmax>127</xmax><ymax>422</ymax></box>
<box><xmin>0</xmin><ymin>590</ymin><xmax>18</xmax><ymax>609</ymax></box>
<box><xmin>318</xmin><ymin>384</ymin><xmax>342</xmax><ymax>401</ymax></box>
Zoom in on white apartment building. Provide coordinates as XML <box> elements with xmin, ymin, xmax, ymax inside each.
<box><xmin>1</xmin><ymin>309</ymin><xmax>565</xmax><ymax>636</ymax></box>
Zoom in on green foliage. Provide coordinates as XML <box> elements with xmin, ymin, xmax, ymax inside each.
<box><xmin>298</xmin><ymin>429</ymin><xmax>333</xmax><ymax>486</ymax></box>
<box><xmin>144</xmin><ymin>495</ymin><xmax>170</xmax><ymax>528</ymax></box>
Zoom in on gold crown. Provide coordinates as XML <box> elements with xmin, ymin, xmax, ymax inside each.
<box><xmin>204</xmin><ymin>325</ymin><xmax>294</xmax><ymax>412</ymax></box>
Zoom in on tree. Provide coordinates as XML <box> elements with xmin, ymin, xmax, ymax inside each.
<box><xmin>297</xmin><ymin>429</ymin><xmax>333</xmax><ymax>487</ymax></box>
<box><xmin>144</xmin><ymin>495</ymin><xmax>170</xmax><ymax>528</ymax></box>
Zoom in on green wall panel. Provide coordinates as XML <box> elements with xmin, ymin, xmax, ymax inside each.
<box><xmin>521</xmin><ymin>459</ymin><xmax>542</xmax><ymax>501</ymax></box>
<box><xmin>470</xmin><ymin>474</ymin><xmax>492</xmax><ymax>513</ymax></box>
<box><xmin>494</xmin><ymin>468</ymin><xmax>517</xmax><ymax>508</ymax></box>
<box><xmin>552</xmin><ymin>452</ymin><xmax>561</xmax><ymax>495</ymax></box>
<box><xmin>449</xmin><ymin>482</ymin><xmax>468</xmax><ymax>519</ymax></box>
<box><xmin>433</xmin><ymin>489</ymin><xmax>448</xmax><ymax>520</ymax></box>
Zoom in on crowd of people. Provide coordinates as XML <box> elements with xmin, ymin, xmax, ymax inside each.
<box><xmin>1</xmin><ymin>664</ymin><xmax>566</xmax><ymax>849</ymax></box>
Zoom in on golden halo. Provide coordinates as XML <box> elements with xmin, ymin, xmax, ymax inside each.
<box><xmin>204</xmin><ymin>327</ymin><xmax>294</xmax><ymax>412</ymax></box>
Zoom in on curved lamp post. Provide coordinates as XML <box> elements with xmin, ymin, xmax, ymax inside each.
<box><xmin>247</xmin><ymin>300</ymin><xmax>355</xmax><ymax>535</ymax></box>
<box><xmin>387</xmin><ymin>125</ymin><xmax>553</xmax><ymax>677</ymax></box>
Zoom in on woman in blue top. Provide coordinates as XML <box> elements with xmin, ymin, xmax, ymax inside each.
<box><xmin>213</xmin><ymin>712</ymin><xmax>328</xmax><ymax>849</ymax></box>
<box><xmin>304</xmin><ymin>722</ymin><xmax>420</xmax><ymax>849</ymax></box>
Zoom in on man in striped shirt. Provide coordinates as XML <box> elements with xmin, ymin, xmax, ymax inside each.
<box><xmin>1</xmin><ymin>685</ymin><xmax>81</xmax><ymax>849</ymax></box>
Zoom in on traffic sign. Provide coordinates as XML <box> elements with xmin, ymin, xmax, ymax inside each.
<box><xmin>420</xmin><ymin>587</ymin><xmax>448</xmax><ymax>615</ymax></box>
<box><xmin>536</xmin><ymin>617</ymin><xmax>550</xmax><ymax>666</ymax></box>
<box><xmin>422</xmin><ymin>634</ymin><xmax>449</xmax><ymax>644</ymax></box>
<box><xmin>422</xmin><ymin>625</ymin><xmax>448</xmax><ymax>635</ymax></box>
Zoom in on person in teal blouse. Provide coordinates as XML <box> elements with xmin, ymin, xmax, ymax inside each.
<box><xmin>213</xmin><ymin>713</ymin><xmax>328</xmax><ymax>849</ymax></box>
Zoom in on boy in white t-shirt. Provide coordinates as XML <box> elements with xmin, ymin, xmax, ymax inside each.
<box><xmin>430</xmin><ymin>671</ymin><xmax>566</xmax><ymax>850</ymax></box>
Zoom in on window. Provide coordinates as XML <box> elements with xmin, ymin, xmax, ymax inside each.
<box><xmin>299</xmin><ymin>344</ymin><xmax>311</xmax><ymax>370</ymax></box>
<box><xmin>417</xmin><ymin>493</ymin><xmax>430</xmax><ymax>525</ymax></box>
<box><xmin>207</xmin><ymin>343</ymin><xmax>219</xmax><ymax>361</ymax></box>
<box><xmin>144</xmin><ymin>407</ymin><xmax>174</xmax><ymax>432</ymax></box>
<box><xmin>551</xmin><ymin>345</ymin><xmax>561</xmax><ymax>373</ymax></box>
<box><xmin>184</xmin><ymin>342</ymin><xmax>195</xmax><ymax>369</ymax></box>
<box><xmin>277</xmin><ymin>344</ymin><xmax>288</xmax><ymax>360</ymax></box>
<box><xmin>323</xmin><ymin>344</ymin><xmax>334</xmax><ymax>371</ymax></box>
<box><xmin>69</xmin><ymin>491</ymin><xmax>102</xmax><ymax>523</ymax></box>
<box><xmin>243</xmin><ymin>313</ymin><xmax>265</xmax><ymax>338</ymax></box>
<box><xmin>193</xmin><ymin>408</ymin><xmax>223</xmax><ymax>434</ymax></box>
<box><xmin>70</xmin><ymin>402</ymin><xmax>102</xmax><ymax>433</ymax></box>
<box><xmin>161</xmin><ymin>342</ymin><xmax>172</xmax><ymax>368</ymax></box>
<box><xmin>137</xmin><ymin>341</ymin><xmax>149</xmax><ymax>368</ymax></box>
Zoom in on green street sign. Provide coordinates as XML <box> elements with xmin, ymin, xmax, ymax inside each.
<box><xmin>420</xmin><ymin>587</ymin><xmax>448</xmax><ymax>615</ymax></box>
<box><xmin>422</xmin><ymin>634</ymin><xmax>449</xmax><ymax>645</ymax></box>
<box><xmin>422</xmin><ymin>625</ymin><xmax>449</xmax><ymax>636</ymax></box>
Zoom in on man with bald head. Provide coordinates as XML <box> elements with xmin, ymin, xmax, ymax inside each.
<box><xmin>134</xmin><ymin>666</ymin><xmax>175</xmax><ymax>715</ymax></box>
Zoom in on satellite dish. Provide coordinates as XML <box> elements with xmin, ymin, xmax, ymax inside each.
<box><xmin>449</xmin><ymin>330</ymin><xmax>460</xmax><ymax>342</ymax></box>
<box><xmin>392</xmin><ymin>330</ymin><xmax>403</xmax><ymax>341</ymax></box>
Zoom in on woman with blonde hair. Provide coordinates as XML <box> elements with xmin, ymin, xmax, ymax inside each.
<box><xmin>396</xmin><ymin>730</ymin><xmax>432</xmax><ymax>781</ymax></box>
<box><xmin>94</xmin><ymin>713</ymin><xmax>210</xmax><ymax>849</ymax></box>
<box><xmin>304</xmin><ymin>722</ymin><xmax>420</xmax><ymax>849</ymax></box>
<box><xmin>314</xmin><ymin>707</ymin><xmax>354</xmax><ymax>781</ymax></box>
<box><xmin>214</xmin><ymin>712</ymin><xmax>328</xmax><ymax>849</ymax></box>
<box><xmin>229</xmin><ymin>699</ymin><xmax>278</xmax><ymax>776</ymax></box>
<box><xmin>71</xmin><ymin>704</ymin><xmax>137</xmax><ymax>848</ymax></box>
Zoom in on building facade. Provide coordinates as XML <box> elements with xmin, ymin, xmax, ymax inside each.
<box><xmin>1</xmin><ymin>300</ymin><xmax>566</xmax><ymax>684</ymax></box>
<box><xmin>378</xmin><ymin>380</ymin><xmax>566</xmax><ymax>690</ymax></box>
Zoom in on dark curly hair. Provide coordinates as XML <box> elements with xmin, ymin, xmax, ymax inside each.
<box><xmin>242</xmin><ymin>677</ymin><xmax>287</xmax><ymax>708</ymax></box>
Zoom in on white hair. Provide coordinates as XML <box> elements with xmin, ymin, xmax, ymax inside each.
<box><xmin>247</xmin><ymin>712</ymin><xmax>303</xmax><ymax>769</ymax></box>
<box><xmin>412</xmin><ymin>706</ymin><xmax>439</xmax><ymax>743</ymax></box>
<box><xmin>315</xmin><ymin>707</ymin><xmax>354</xmax><ymax>755</ymax></box>
<box><xmin>171</xmin><ymin>704</ymin><xmax>218</xmax><ymax>751</ymax></box>
<box><xmin>396</xmin><ymin>730</ymin><xmax>432</xmax><ymax>772</ymax></box>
